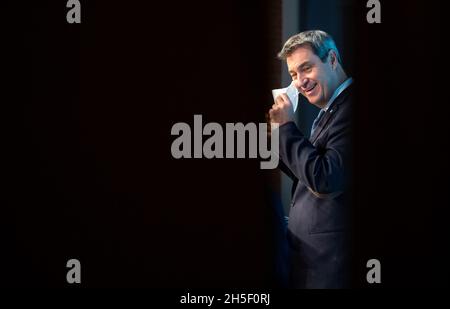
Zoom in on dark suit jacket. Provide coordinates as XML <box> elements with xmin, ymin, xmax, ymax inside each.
<box><xmin>278</xmin><ymin>84</ymin><xmax>353</xmax><ymax>288</ymax></box>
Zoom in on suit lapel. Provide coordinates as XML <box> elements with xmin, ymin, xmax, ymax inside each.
<box><xmin>310</xmin><ymin>105</ymin><xmax>339</xmax><ymax>144</ymax></box>
<box><xmin>309</xmin><ymin>86</ymin><xmax>351</xmax><ymax>144</ymax></box>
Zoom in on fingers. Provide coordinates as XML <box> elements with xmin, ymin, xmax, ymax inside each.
<box><xmin>276</xmin><ymin>93</ymin><xmax>290</xmax><ymax>105</ymax></box>
<box><xmin>267</xmin><ymin>92</ymin><xmax>295</xmax><ymax>127</ymax></box>
<box><xmin>269</xmin><ymin>101</ymin><xmax>282</xmax><ymax>120</ymax></box>
<box><xmin>269</xmin><ymin>94</ymin><xmax>291</xmax><ymax>118</ymax></box>
<box><xmin>272</xmin><ymin>96</ymin><xmax>292</xmax><ymax>111</ymax></box>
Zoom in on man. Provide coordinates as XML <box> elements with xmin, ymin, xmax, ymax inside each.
<box><xmin>269</xmin><ymin>30</ymin><xmax>353</xmax><ymax>288</ymax></box>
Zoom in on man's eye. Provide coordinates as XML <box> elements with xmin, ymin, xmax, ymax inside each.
<box><xmin>303</xmin><ymin>66</ymin><xmax>311</xmax><ymax>72</ymax></box>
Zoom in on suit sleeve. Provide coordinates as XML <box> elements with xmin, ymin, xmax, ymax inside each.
<box><xmin>277</xmin><ymin>110</ymin><xmax>351</xmax><ymax>195</ymax></box>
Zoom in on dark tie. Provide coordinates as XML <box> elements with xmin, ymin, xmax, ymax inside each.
<box><xmin>310</xmin><ymin>109</ymin><xmax>325</xmax><ymax>138</ymax></box>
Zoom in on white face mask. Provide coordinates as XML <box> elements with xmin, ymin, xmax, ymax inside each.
<box><xmin>271</xmin><ymin>82</ymin><xmax>299</xmax><ymax>112</ymax></box>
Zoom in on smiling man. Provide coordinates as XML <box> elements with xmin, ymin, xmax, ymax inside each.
<box><xmin>269</xmin><ymin>30</ymin><xmax>353</xmax><ymax>288</ymax></box>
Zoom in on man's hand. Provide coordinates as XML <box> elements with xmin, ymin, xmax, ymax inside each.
<box><xmin>268</xmin><ymin>93</ymin><xmax>295</xmax><ymax>127</ymax></box>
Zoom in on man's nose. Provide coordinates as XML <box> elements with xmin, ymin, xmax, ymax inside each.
<box><xmin>295</xmin><ymin>78</ymin><xmax>308</xmax><ymax>90</ymax></box>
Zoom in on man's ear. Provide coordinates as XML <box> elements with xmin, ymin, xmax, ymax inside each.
<box><xmin>328</xmin><ymin>50</ymin><xmax>338</xmax><ymax>70</ymax></box>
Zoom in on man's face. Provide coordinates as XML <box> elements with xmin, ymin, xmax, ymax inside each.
<box><xmin>287</xmin><ymin>46</ymin><xmax>337</xmax><ymax>108</ymax></box>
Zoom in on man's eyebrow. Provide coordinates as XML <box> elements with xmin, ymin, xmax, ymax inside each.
<box><xmin>289</xmin><ymin>61</ymin><xmax>312</xmax><ymax>74</ymax></box>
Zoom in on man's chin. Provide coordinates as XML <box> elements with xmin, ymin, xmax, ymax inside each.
<box><xmin>306</xmin><ymin>96</ymin><xmax>319</xmax><ymax>105</ymax></box>
<box><xmin>307</xmin><ymin>98</ymin><xmax>326</xmax><ymax>109</ymax></box>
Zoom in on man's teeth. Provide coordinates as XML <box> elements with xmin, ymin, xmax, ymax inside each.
<box><xmin>306</xmin><ymin>85</ymin><xmax>316</xmax><ymax>92</ymax></box>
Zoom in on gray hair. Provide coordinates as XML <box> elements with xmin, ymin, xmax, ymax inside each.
<box><xmin>277</xmin><ymin>30</ymin><xmax>342</xmax><ymax>64</ymax></box>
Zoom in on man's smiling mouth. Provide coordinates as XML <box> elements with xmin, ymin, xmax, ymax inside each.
<box><xmin>304</xmin><ymin>84</ymin><xmax>317</xmax><ymax>94</ymax></box>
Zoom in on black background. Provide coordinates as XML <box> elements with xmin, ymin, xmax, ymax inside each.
<box><xmin>3</xmin><ymin>1</ymin><xmax>448</xmax><ymax>287</ymax></box>
<box><xmin>353</xmin><ymin>1</ymin><xmax>448</xmax><ymax>287</ymax></box>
